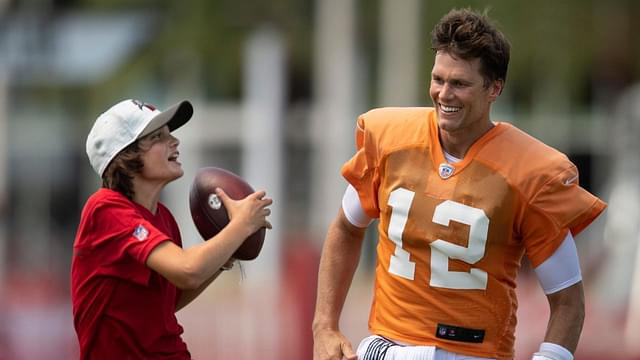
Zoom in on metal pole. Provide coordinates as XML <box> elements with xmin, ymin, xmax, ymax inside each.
<box><xmin>310</xmin><ymin>0</ymin><xmax>358</xmax><ymax>241</ymax></box>
<box><xmin>378</xmin><ymin>0</ymin><xmax>421</xmax><ymax>107</ymax></box>
<box><xmin>0</xmin><ymin>71</ymin><xmax>8</xmax><ymax>287</ymax></box>
<box><xmin>241</xmin><ymin>25</ymin><xmax>285</xmax><ymax>286</ymax></box>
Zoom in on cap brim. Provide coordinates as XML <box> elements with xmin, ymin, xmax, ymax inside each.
<box><xmin>139</xmin><ymin>100</ymin><xmax>193</xmax><ymax>138</ymax></box>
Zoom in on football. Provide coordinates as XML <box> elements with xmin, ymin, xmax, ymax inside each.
<box><xmin>189</xmin><ymin>167</ymin><xmax>265</xmax><ymax>261</ymax></box>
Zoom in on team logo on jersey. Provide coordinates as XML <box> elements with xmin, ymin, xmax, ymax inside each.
<box><xmin>438</xmin><ymin>163</ymin><xmax>455</xmax><ymax>179</ymax></box>
<box><xmin>133</xmin><ymin>224</ymin><xmax>149</xmax><ymax>241</ymax></box>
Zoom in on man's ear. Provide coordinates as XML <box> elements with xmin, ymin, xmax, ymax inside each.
<box><xmin>488</xmin><ymin>79</ymin><xmax>504</xmax><ymax>102</ymax></box>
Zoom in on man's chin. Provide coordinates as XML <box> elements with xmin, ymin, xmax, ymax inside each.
<box><xmin>437</xmin><ymin>117</ymin><xmax>462</xmax><ymax>132</ymax></box>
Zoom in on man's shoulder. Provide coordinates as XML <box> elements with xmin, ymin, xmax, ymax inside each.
<box><xmin>495</xmin><ymin>123</ymin><xmax>569</xmax><ymax>162</ymax></box>
<box><xmin>483</xmin><ymin>123</ymin><xmax>575</xmax><ymax>191</ymax></box>
<box><xmin>360</xmin><ymin>107</ymin><xmax>434</xmax><ymax>124</ymax></box>
<box><xmin>358</xmin><ymin>107</ymin><xmax>435</xmax><ymax>145</ymax></box>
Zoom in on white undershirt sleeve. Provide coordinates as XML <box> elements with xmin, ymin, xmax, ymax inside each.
<box><xmin>534</xmin><ymin>232</ymin><xmax>582</xmax><ymax>295</ymax></box>
<box><xmin>532</xmin><ymin>342</ymin><xmax>574</xmax><ymax>360</ymax></box>
<box><xmin>341</xmin><ymin>184</ymin><xmax>374</xmax><ymax>228</ymax></box>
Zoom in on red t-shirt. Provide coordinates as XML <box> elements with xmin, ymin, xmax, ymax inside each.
<box><xmin>71</xmin><ymin>188</ymin><xmax>190</xmax><ymax>359</ymax></box>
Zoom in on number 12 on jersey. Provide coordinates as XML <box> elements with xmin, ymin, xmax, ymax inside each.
<box><xmin>387</xmin><ymin>188</ymin><xmax>489</xmax><ymax>290</ymax></box>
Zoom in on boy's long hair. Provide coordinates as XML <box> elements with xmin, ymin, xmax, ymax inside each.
<box><xmin>101</xmin><ymin>140</ymin><xmax>146</xmax><ymax>200</ymax></box>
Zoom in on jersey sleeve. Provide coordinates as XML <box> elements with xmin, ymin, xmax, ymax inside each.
<box><xmin>521</xmin><ymin>164</ymin><xmax>607</xmax><ymax>267</ymax></box>
<box><xmin>90</xmin><ymin>199</ymin><xmax>173</xmax><ymax>285</ymax></box>
<box><xmin>341</xmin><ymin>115</ymin><xmax>381</xmax><ymax>219</ymax></box>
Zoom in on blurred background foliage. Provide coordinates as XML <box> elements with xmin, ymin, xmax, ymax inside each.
<box><xmin>62</xmin><ymin>0</ymin><xmax>638</xmax><ymax>107</ymax></box>
<box><xmin>10</xmin><ymin>0</ymin><xmax>637</xmax><ymax>107</ymax></box>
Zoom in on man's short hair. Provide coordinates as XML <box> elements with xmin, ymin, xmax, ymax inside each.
<box><xmin>431</xmin><ymin>8</ymin><xmax>510</xmax><ymax>87</ymax></box>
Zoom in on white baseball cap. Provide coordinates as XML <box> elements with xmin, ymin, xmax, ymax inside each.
<box><xmin>86</xmin><ymin>99</ymin><xmax>193</xmax><ymax>177</ymax></box>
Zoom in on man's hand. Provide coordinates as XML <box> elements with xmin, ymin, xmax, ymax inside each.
<box><xmin>313</xmin><ymin>328</ymin><xmax>357</xmax><ymax>360</ymax></box>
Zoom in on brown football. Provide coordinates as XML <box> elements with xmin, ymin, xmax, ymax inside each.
<box><xmin>189</xmin><ymin>167</ymin><xmax>265</xmax><ymax>261</ymax></box>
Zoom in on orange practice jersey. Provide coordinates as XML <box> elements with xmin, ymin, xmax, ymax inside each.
<box><xmin>341</xmin><ymin>107</ymin><xmax>606</xmax><ymax>359</ymax></box>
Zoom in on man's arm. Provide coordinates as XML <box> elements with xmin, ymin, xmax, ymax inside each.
<box><xmin>532</xmin><ymin>233</ymin><xmax>584</xmax><ymax>359</ymax></box>
<box><xmin>543</xmin><ymin>281</ymin><xmax>585</xmax><ymax>353</ymax></box>
<box><xmin>313</xmin><ymin>208</ymin><xmax>366</xmax><ymax>360</ymax></box>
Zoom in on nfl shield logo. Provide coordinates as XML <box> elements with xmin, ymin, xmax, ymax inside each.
<box><xmin>438</xmin><ymin>163</ymin><xmax>455</xmax><ymax>179</ymax></box>
<box><xmin>133</xmin><ymin>224</ymin><xmax>149</xmax><ymax>241</ymax></box>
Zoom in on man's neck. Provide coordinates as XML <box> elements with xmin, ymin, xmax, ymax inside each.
<box><xmin>439</xmin><ymin>121</ymin><xmax>495</xmax><ymax>159</ymax></box>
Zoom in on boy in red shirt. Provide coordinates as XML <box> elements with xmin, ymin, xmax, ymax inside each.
<box><xmin>72</xmin><ymin>99</ymin><xmax>273</xmax><ymax>359</ymax></box>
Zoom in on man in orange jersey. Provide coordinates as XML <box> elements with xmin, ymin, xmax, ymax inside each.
<box><xmin>312</xmin><ymin>8</ymin><xmax>606</xmax><ymax>360</ymax></box>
